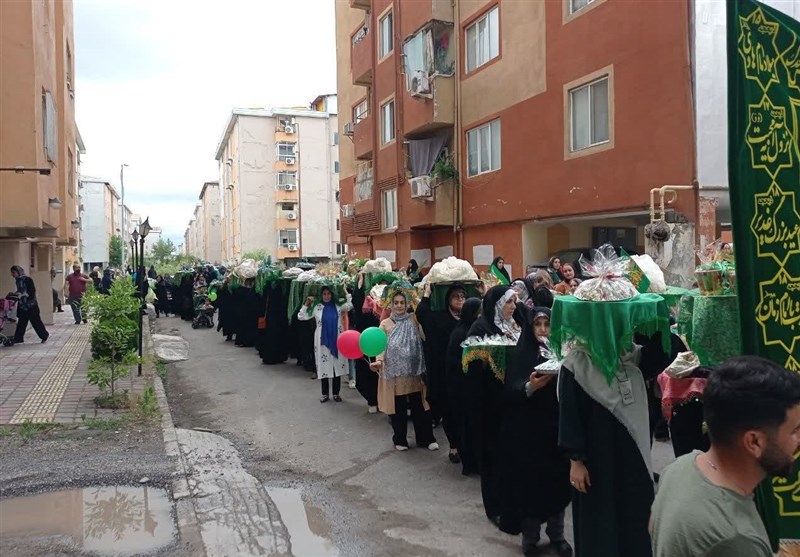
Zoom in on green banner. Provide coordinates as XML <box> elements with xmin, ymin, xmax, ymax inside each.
<box><xmin>727</xmin><ymin>0</ymin><xmax>800</xmax><ymax>548</ymax></box>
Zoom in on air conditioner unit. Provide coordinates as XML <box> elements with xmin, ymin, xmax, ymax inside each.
<box><xmin>343</xmin><ymin>122</ymin><xmax>355</xmax><ymax>136</ymax></box>
<box><xmin>287</xmin><ymin>212</ymin><xmax>297</xmax><ymax>220</ymax></box>
<box><xmin>284</xmin><ymin>124</ymin><xmax>295</xmax><ymax>134</ymax></box>
<box><xmin>342</xmin><ymin>204</ymin><xmax>355</xmax><ymax>218</ymax></box>
<box><xmin>410</xmin><ymin>71</ymin><xmax>431</xmax><ymax>97</ymax></box>
<box><xmin>288</xmin><ymin>243</ymin><xmax>298</xmax><ymax>251</ymax></box>
<box><xmin>283</xmin><ymin>183</ymin><xmax>296</xmax><ymax>191</ymax></box>
<box><xmin>410</xmin><ymin>175</ymin><xmax>433</xmax><ymax>199</ymax></box>
<box><xmin>285</xmin><ymin>157</ymin><xmax>296</xmax><ymax>165</ymax></box>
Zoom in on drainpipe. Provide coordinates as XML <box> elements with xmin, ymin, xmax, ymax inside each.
<box><xmin>648</xmin><ymin>184</ymin><xmax>696</xmax><ymax>223</ymax></box>
<box><xmin>453</xmin><ymin>0</ymin><xmax>463</xmax><ymax>259</ymax></box>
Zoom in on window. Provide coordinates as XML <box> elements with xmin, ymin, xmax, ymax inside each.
<box><xmin>280</xmin><ymin>202</ymin><xmax>296</xmax><ymax>211</ymax></box>
<box><xmin>336</xmin><ymin>243</ymin><xmax>347</xmax><ymax>256</ymax></box>
<box><xmin>353</xmin><ymin>99</ymin><xmax>369</xmax><ymax>123</ymax></box>
<box><xmin>381</xmin><ymin>100</ymin><xmax>395</xmax><ymax>145</ymax></box>
<box><xmin>277</xmin><ymin>142</ymin><xmax>297</xmax><ymax>162</ymax></box>
<box><xmin>336</xmin><ymin>218</ymin><xmax>340</xmax><ymax>231</ymax></box>
<box><xmin>466</xmin><ymin>119</ymin><xmax>501</xmax><ymax>177</ymax></box>
<box><xmin>276</xmin><ymin>171</ymin><xmax>297</xmax><ymax>187</ymax></box>
<box><xmin>279</xmin><ymin>229</ymin><xmax>299</xmax><ymax>246</ymax></box>
<box><xmin>67</xmin><ymin>148</ymin><xmax>74</xmax><ymax>196</ymax></box>
<box><xmin>382</xmin><ymin>188</ymin><xmax>398</xmax><ymax>229</ymax></box>
<box><xmin>569</xmin><ymin>77</ymin><xmax>609</xmax><ymax>151</ymax></box>
<box><xmin>465</xmin><ymin>6</ymin><xmax>499</xmax><ymax>73</ymax></box>
<box><xmin>333</xmin><ymin>132</ymin><xmax>339</xmax><ymax>145</ymax></box>
<box><xmin>66</xmin><ymin>45</ymin><xmax>73</xmax><ymax>93</ymax></box>
<box><xmin>334</xmin><ymin>161</ymin><xmax>340</xmax><ymax>173</ymax></box>
<box><xmin>379</xmin><ymin>11</ymin><xmax>393</xmax><ymax>58</ymax></box>
<box><xmin>355</xmin><ymin>162</ymin><xmax>373</xmax><ymax>202</ymax></box>
<box><xmin>335</xmin><ymin>190</ymin><xmax>340</xmax><ymax>202</ymax></box>
<box><xmin>570</xmin><ymin>0</ymin><xmax>595</xmax><ymax>14</ymax></box>
<box><xmin>42</xmin><ymin>91</ymin><xmax>57</xmax><ymax>164</ymax></box>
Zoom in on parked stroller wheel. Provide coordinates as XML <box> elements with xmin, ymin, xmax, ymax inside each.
<box><xmin>191</xmin><ymin>321</ymin><xmax>199</xmax><ymax>329</ymax></box>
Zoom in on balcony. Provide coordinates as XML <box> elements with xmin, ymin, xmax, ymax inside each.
<box><xmin>349</xmin><ymin>0</ymin><xmax>370</xmax><ymax>11</ymax></box>
<box><xmin>351</xmin><ymin>25</ymin><xmax>372</xmax><ymax>86</ymax></box>
<box><xmin>353</xmin><ymin>113</ymin><xmax>374</xmax><ymax>160</ymax></box>
<box><xmin>276</xmin><ymin>209</ymin><xmax>299</xmax><ymax>228</ymax></box>
<box><xmin>402</xmin><ymin>74</ymin><xmax>454</xmax><ymax>137</ymax></box>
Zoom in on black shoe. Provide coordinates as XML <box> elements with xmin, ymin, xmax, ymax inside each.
<box><xmin>550</xmin><ymin>541</ymin><xmax>573</xmax><ymax>557</ymax></box>
<box><xmin>57</xmin><ymin>309</ymin><xmax>64</xmax><ymax>312</ymax></box>
<box><xmin>41</xmin><ymin>335</ymin><xmax>49</xmax><ymax>344</ymax></box>
<box><xmin>320</xmin><ymin>396</ymin><xmax>330</xmax><ymax>403</ymax></box>
<box><xmin>448</xmin><ymin>451</ymin><xmax>461</xmax><ymax>464</ymax></box>
<box><xmin>82</xmin><ymin>319</ymin><xmax>87</xmax><ymax>324</ymax></box>
<box><xmin>333</xmin><ymin>395</ymin><xmax>342</xmax><ymax>402</ymax></box>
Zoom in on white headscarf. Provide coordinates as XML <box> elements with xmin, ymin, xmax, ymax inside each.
<box><xmin>494</xmin><ymin>289</ymin><xmax>520</xmax><ymax>342</ymax></box>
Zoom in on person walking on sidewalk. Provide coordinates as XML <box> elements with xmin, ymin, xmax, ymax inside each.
<box><xmin>10</xmin><ymin>265</ymin><xmax>49</xmax><ymax>344</ymax></box>
<box><xmin>50</xmin><ymin>268</ymin><xmax>64</xmax><ymax>312</ymax></box>
<box><xmin>64</xmin><ymin>264</ymin><xmax>91</xmax><ymax>324</ymax></box>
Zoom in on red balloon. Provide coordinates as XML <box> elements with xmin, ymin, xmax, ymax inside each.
<box><xmin>337</xmin><ymin>330</ymin><xmax>363</xmax><ymax>359</ymax></box>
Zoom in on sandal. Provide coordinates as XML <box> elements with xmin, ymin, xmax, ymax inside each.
<box><xmin>319</xmin><ymin>396</ymin><xmax>329</xmax><ymax>403</ymax></box>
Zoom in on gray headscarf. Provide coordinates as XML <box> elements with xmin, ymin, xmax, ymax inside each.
<box><xmin>511</xmin><ymin>280</ymin><xmax>529</xmax><ymax>305</ymax></box>
<box><xmin>494</xmin><ymin>289</ymin><xmax>521</xmax><ymax>342</ymax></box>
<box><xmin>382</xmin><ymin>299</ymin><xmax>426</xmax><ymax>380</ymax></box>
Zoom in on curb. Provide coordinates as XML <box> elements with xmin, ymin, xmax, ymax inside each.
<box><xmin>148</xmin><ymin>320</ymin><xmax>206</xmax><ymax>556</ymax></box>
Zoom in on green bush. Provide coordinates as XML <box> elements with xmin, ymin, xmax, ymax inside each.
<box><xmin>83</xmin><ymin>280</ymin><xmax>140</xmax><ymax>359</ymax></box>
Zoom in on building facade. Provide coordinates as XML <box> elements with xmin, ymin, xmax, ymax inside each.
<box><xmin>78</xmin><ymin>177</ymin><xmax>120</xmax><ymax>270</ymax></box>
<box><xmin>215</xmin><ymin>100</ymin><xmax>340</xmax><ymax>262</ymax></box>
<box><xmin>335</xmin><ymin>0</ymin><xmax>701</xmax><ymax>277</ymax></box>
<box><xmin>0</xmin><ymin>0</ymin><xmax>81</xmax><ymax>320</ymax></box>
<box><xmin>198</xmin><ymin>181</ymin><xmax>222</xmax><ymax>263</ymax></box>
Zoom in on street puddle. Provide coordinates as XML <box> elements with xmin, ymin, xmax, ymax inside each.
<box><xmin>267</xmin><ymin>487</ymin><xmax>338</xmax><ymax>557</ymax></box>
<box><xmin>0</xmin><ymin>485</ymin><xmax>176</xmax><ymax>556</ymax></box>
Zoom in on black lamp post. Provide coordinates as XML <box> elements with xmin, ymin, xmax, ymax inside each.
<box><xmin>135</xmin><ymin>218</ymin><xmax>151</xmax><ymax>377</ymax></box>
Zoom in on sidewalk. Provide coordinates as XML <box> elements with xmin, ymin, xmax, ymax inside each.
<box><xmin>0</xmin><ymin>309</ymin><xmax>149</xmax><ymax>424</ymax></box>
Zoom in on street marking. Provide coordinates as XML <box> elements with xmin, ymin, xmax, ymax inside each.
<box><xmin>9</xmin><ymin>325</ymin><xmax>92</xmax><ymax>424</ymax></box>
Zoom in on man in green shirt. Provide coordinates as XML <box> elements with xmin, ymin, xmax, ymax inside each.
<box><xmin>651</xmin><ymin>356</ymin><xmax>800</xmax><ymax>556</ymax></box>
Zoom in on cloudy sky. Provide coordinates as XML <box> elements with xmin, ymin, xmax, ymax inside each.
<box><xmin>74</xmin><ymin>0</ymin><xmax>337</xmax><ymax>248</ymax></box>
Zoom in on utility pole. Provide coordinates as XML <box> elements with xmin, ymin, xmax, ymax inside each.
<box><xmin>120</xmin><ymin>163</ymin><xmax>128</xmax><ymax>267</ymax></box>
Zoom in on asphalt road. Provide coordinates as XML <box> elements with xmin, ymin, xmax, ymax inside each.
<box><xmin>161</xmin><ymin>316</ymin><xmax>675</xmax><ymax>557</ymax></box>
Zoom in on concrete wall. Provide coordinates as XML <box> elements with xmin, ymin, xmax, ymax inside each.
<box><xmin>200</xmin><ymin>182</ymin><xmax>222</xmax><ymax>263</ymax></box>
<box><xmin>239</xmin><ymin>115</ymin><xmax>275</xmax><ymax>258</ymax></box>
<box><xmin>79</xmin><ymin>181</ymin><xmax>108</xmax><ymax>264</ymax></box>
<box><xmin>298</xmin><ymin>115</ymin><xmax>337</xmax><ymax>258</ymax></box>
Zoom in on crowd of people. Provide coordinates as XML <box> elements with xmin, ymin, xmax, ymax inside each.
<box><xmin>194</xmin><ymin>255</ymin><xmax>800</xmax><ymax>557</ymax></box>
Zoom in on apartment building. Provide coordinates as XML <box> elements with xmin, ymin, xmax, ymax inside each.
<box><xmin>0</xmin><ymin>0</ymin><xmax>81</xmax><ymax>319</ymax></box>
<box><xmin>335</xmin><ymin>0</ymin><xmax>705</xmax><ymax>276</ymax></box>
<box><xmin>215</xmin><ymin>98</ymin><xmax>340</xmax><ymax>262</ymax></box>
<box><xmin>78</xmin><ymin>177</ymin><xmax>120</xmax><ymax>270</ymax></box>
<box><xmin>183</xmin><ymin>181</ymin><xmax>222</xmax><ymax>263</ymax></box>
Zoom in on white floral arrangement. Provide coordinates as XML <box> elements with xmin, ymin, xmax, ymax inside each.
<box><xmin>461</xmin><ymin>334</ymin><xmax>518</xmax><ymax>348</ymax></box>
<box><xmin>236</xmin><ymin>259</ymin><xmax>258</xmax><ymax>279</ymax></box>
<box><xmin>283</xmin><ymin>267</ymin><xmax>303</xmax><ymax>278</ymax></box>
<box><xmin>427</xmin><ymin>257</ymin><xmax>479</xmax><ymax>284</ymax></box>
<box><xmin>296</xmin><ymin>270</ymin><xmax>318</xmax><ymax>282</ymax></box>
<box><xmin>362</xmin><ymin>258</ymin><xmax>393</xmax><ymax>274</ymax></box>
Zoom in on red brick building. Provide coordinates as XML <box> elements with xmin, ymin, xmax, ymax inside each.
<box><xmin>335</xmin><ymin>0</ymin><xmax>697</xmax><ymax>277</ymax></box>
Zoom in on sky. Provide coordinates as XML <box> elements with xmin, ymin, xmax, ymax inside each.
<box><xmin>74</xmin><ymin>0</ymin><xmax>337</xmax><ymax>249</ymax></box>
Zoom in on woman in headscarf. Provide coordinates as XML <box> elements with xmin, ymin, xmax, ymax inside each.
<box><xmin>154</xmin><ymin>275</ymin><xmax>168</xmax><ymax>316</ymax></box>
<box><xmin>530</xmin><ymin>269</ymin><xmax>554</xmax><ymax>291</ymax></box>
<box><xmin>298</xmin><ymin>286</ymin><xmax>352</xmax><ymax>402</ymax></box>
<box><xmin>405</xmin><ymin>259</ymin><xmax>422</xmax><ymax>283</ymax></box>
<box><xmin>233</xmin><ymin>278</ymin><xmax>260</xmax><ymax>348</ymax></box>
<box><xmin>89</xmin><ymin>266</ymin><xmax>102</xmax><ymax>291</ymax></box>
<box><xmin>100</xmin><ymin>268</ymin><xmax>113</xmax><ymax>296</ymax></box>
<box><xmin>350</xmin><ymin>272</ymin><xmax>381</xmax><ymax>412</ymax></box>
<box><xmin>463</xmin><ymin>285</ymin><xmax>524</xmax><ymax>520</ymax></box>
<box><xmin>417</xmin><ymin>282</ymin><xmax>466</xmax><ymax>463</ymax></box>
<box><xmin>179</xmin><ymin>274</ymin><xmax>194</xmax><ymax>321</ymax></box>
<box><xmin>9</xmin><ymin>265</ymin><xmax>49</xmax><ymax>344</ymax></box>
<box><xmin>148</xmin><ymin>265</ymin><xmax>157</xmax><ymax>280</ymax></box>
<box><xmin>371</xmin><ymin>290</ymin><xmax>438</xmax><ymax>451</ymax></box>
<box><xmin>495</xmin><ymin>307</ymin><xmax>572</xmax><ymax>557</ymax></box>
<box><xmin>554</xmin><ymin>263</ymin><xmax>581</xmax><ymax>295</ymax></box>
<box><xmin>532</xmin><ymin>286</ymin><xmax>555</xmax><ymax>309</ymax></box>
<box><xmin>489</xmin><ymin>256</ymin><xmax>511</xmax><ymax>285</ymax></box>
<box><xmin>511</xmin><ymin>278</ymin><xmax>536</xmax><ymax>309</ymax></box>
<box><xmin>446</xmin><ymin>297</ymin><xmax>482</xmax><ymax>473</ymax></box>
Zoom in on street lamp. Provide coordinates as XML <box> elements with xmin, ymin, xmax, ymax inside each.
<box><xmin>134</xmin><ymin>217</ymin><xmax>151</xmax><ymax>377</ymax></box>
<box><xmin>120</xmin><ymin>163</ymin><xmax>129</xmax><ymax>267</ymax></box>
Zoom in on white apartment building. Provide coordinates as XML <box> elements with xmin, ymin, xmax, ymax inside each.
<box><xmin>78</xmin><ymin>176</ymin><xmax>120</xmax><ymax>270</ymax></box>
<box><xmin>183</xmin><ymin>181</ymin><xmax>222</xmax><ymax>263</ymax></box>
<box><xmin>215</xmin><ymin>96</ymin><xmax>340</xmax><ymax>262</ymax></box>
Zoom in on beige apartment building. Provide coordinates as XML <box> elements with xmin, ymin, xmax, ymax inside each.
<box><xmin>215</xmin><ymin>95</ymin><xmax>341</xmax><ymax>263</ymax></box>
<box><xmin>0</xmin><ymin>0</ymin><xmax>81</xmax><ymax>321</ymax></box>
<box><xmin>198</xmin><ymin>181</ymin><xmax>222</xmax><ymax>263</ymax></box>
<box><xmin>184</xmin><ymin>204</ymin><xmax>203</xmax><ymax>260</ymax></box>
<box><xmin>78</xmin><ymin>177</ymin><xmax>120</xmax><ymax>270</ymax></box>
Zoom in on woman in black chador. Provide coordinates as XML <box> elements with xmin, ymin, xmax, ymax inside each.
<box><xmin>495</xmin><ymin>307</ymin><xmax>572</xmax><ymax>557</ymax></box>
<box><xmin>256</xmin><ymin>280</ymin><xmax>291</xmax><ymax>365</ymax></box>
<box><xmin>232</xmin><ymin>279</ymin><xmax>260</xmax><ymax>348</ymax></box>
<box><xmin>349</xmin><ymin>272</ymin><xmax>380</xmax><ymax>410</ymax></box>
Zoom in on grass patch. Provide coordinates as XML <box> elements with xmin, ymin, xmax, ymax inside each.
<box><xmin>133</xmin><ymin>385</ymin><xmax>159</xmax><ymax>420</ymax></box>
<box><xmin>155</xmin><ymin>359</ymin><xmax>167</xmax><ymax>383</ymax></box>
<box><xmin>94</xmin><ymin>390</ymin><xmax>130</xmax><ymax>409</ymax></box>
<box><xmin>20</xmin><ymin>420</ymin><xmax>55</xmax><ymax>440</ymax></box>
<box><xmin>80</xmin><ymin>415</ymin><xmax>130</xmax><ymax>430</ymax></box>
<box><xmin>0</xmin><ymin>426</ymin><xmax>14</xmax><ymax>437</ymax></box>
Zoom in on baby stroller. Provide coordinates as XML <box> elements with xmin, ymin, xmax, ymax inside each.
<box><xmin>0</xmin><ymin>296</ymin><xmax>19</xmax><ymax>347</ymax></box>
<box><xmin>192</xmin><ymin>295</ymin><xmax>215</xmax><ymax>329</ymax></box>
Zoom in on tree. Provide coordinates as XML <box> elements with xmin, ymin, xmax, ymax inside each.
<box><xmin>149</xmin><ymin>238</ymin><xmax>176</xmax><ymax>266</ymax></box>
<box><xmin>109</xmin><ymin>235</ymin><xmax>123</xmax><ymax>267</ymax></box>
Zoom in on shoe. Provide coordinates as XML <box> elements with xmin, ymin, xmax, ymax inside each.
<box><xmin>348</xmin><ymin>379</ymin><xmax>356</xmax><ymax>389</ymax></box>
<box><xmin>320</xmin><ymin>396</ymin><xmax>330</xmax><ymax>403</ymax></box>
<box><xmin>523</xmin><ymin>546</ymin><xmax>545</xmax><ymax>557</ymax></box>
<box><xmin>82</xmin><ymin>319</ymin><xmax>87</xmax><ymax>324</ymax></box>
<box><xmin>549</xmin><ymin>541</ymin><xmax>573</xmax><ymax>557</ymax></box>
<box><xmin>427</xmin><ymin>442</ymin><xmax>440</xmax><ymax>451</ymax></box>
<box><xmin>57</xmin><ymin>309</ymin><xmax>64</xmax><ymax>313</ymax></box>
<box><xmin>75</xmin><ymin>321</ymin><xmax>81</xmax><ymax>325</ymax></box>
<box><xmin>395</xmin><ymin>444</ymin><xmax>409</xmax><ymax>451</ymax></box>
<box><xmin>310</xmin><ymin>373</ymin><xmax>318</xmax><ymax>380</ymax></box>
<box><xmin>333</xmin><ymin>395</ymin><xmax>342</xmax><ymax>402</ymax></box>
<box><xmin>41</xmin><ymin>335</ymin><xmax>49</xmax><ymax>344</ymax></box>
<box><xmin>368</xmin><ymin>405</ymin><xmax>378</xmax><ymax>414</ymax></box>
<box><xmin>448</xmin><ymin>451</ymin><xmax>461</xmax><ymax>464</ymax></box>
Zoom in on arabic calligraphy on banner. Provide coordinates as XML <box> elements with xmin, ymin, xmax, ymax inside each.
<box><xmin>729</xmin><ymin>0</ymin><xmax>800</xmax><ymax>546</ymax></box>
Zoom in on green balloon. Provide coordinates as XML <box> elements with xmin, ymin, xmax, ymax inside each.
<box><xmin>359</xmin><ymin>326</ymin><xmax>387</xmax><ymax>357</ymax></box>
<box><xmin>208</xmin><ymin>291</ymin><xmax>217</xmax><ymax>302</ymax></box>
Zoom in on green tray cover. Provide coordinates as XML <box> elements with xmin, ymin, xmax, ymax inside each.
<box><xmin>430</xmin><ymin>281</ymin><xmax>482</xmax><ymax>311</ymax></box>
<box><xmin>677</xmin><ymin>289</ymin><xmax>741</xmax><ymax>367</ymax></box>
<box><xmin>551</xmin><ymin>293</ymin><xmax>671</xmax><ymax>383</ymax></box>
